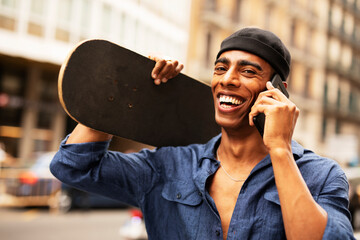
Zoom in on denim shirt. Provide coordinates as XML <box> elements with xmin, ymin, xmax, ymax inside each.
<box><xmin>50</xmin><ymin>134</ymin><xmax>355</xmax><ymax>239</ymax></box>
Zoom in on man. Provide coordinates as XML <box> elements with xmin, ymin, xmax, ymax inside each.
<box><xmin>50</xmin><ymin>28</ymin><xmax>355</xmax><ymax>239</ymax></box>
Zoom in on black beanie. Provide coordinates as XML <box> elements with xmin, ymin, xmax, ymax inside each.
<box><xmin>216</xmin><ymin>27</ymin><xmax>291</xmax><ymax>81</ymax></box>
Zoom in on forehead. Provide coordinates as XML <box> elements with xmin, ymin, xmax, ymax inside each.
<box><xmin>217</xmin><ymin>50</ymin><xmax>272</xmax><ymax>70</ymax></box>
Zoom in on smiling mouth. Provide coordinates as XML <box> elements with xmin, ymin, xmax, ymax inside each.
<box><xmin>218</xmin><ymin>94</ymin><xmax>243</xmax><ymax>109</ymax></box>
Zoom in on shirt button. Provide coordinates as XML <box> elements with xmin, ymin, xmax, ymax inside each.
<box><xmin>198</xmin><ymin>191</ymin><xmax>202</xmax><ymax>197</ymax></box>
<box><xmin>215</xmin><ymin>230</ymin><xmax>220</xmax><ymax>236</ymax></box>
<box><xmin>176</xmin><ymin>193</ymin><xmax>182</xmax><ymax>199</ymax></box>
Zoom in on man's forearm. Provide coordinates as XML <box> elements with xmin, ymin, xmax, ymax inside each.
<box><xmin>66</xmin><ymin>123</ymin><xmax>113</xmax><ymax>144</ymax></box>
<box><xmin>270</xmin><ymin>147</ymin><xmax>327</xmax><ymax>240</ymax></box>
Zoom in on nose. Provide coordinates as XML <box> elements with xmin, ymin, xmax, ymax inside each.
<box><xmin>220</xmin><ymin>67</ymin><xmax>241</xmax><ymax>87</ymax></box>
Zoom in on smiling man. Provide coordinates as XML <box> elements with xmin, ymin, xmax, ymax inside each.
<box><xmin>50</xmin><ymin>28</ymin><xmax>355</xmax><ymax>239</ymax></box>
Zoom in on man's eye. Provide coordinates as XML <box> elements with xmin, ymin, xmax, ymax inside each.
<box><xmin>214</xmin><ymin>66</ymin><xmax>226</xmax><ymax>71</ymax></box>
<box><xmin>244</xmin><ymin>69</ymin><xmax>256</xmax><ymax>74</ymax></box>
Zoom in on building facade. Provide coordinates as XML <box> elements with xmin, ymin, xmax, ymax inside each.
<box><xmin>0</xmin><ymin>0</ymin><xmax>359</xmax><ymax>168</ymax></box>
<box><xmin>323</xmin><ymin>0</ymin><xmax>360</xmax><ymax>166</ymax></box>
<box><xmin>0</xmin><ymin>0</ymin><xmax>191</xmax><ymax>164</ymax></box>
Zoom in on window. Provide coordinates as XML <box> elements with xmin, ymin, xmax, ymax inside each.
<box><xmin>349</xmin><ymin>90</ymin><xmax>359</xmax><ymax>113</ymax></box>
<box><xmin>28</xmin><ymin>0</ymin><xmax>46</xmax><ymax>37</ymax></box>
<box><xmin>233</xmin><ymin>0</ymin><xmax>243</xmax><ymax>22</ymax></box>
<box><xmin>343</xmin><ymin>12</ymin><xmax>354</xmax><ymax>36</ymax></box>
<box><xmin>335</xmin><ymin>119</ymin><xmax>341</xmax><ymax>134</ymax></box>
<box><xmin>304</xmin><ymin>68</ymin><xmax>311</xmax><ymax>98</ymax></box>
<box><xmin>328</xmin><ymin>38</ymin><xmax>341</xmax><ymax>64</ymax></box>
<box><xmin>289</xmin><ymin>19</ymin><xmax>296</xmax><ymax>47</ymax></box>
<box><xmin>321</xmin><ymin>117</ymin><xmax>327</xmax><ymax>141</ymax></box>
<box><xmin>341</xmin><ymin>45</ymin><xmax>352</xmax><ymax>70</ymax></box>
<box><xmin>330</xmin><ymin>4</ymin><xmax>343</xmax><ymax>29</ymax></box>
<box><xmin>304</xmin><ymin>28</ymin><xmax>313</xmax><ymax>54</ymax></box>
<box><xmin>323</xmin><ymin>79</ymin><xmax>328</xmax><ymax>107</ymax></box>
<box><xmin>205</xmin><ymin>31</ymin><xmax>213</xmax><ymax>68</ymax></box>
<box><xmin>336</xmin><ymin>87</ymin><xmax>341</xmax><ymax>109</ymax></box>
<box><xmin>55</xmin><ymin>0</ymin><xmax>73</xmax><ymax>42</ymax></box>
<box><xmin>264</xmin><ymin>3</ymin><xmax>274</xmax><ymax>30</ymax></box>
<box><xmin>79</xmin><ymin>0</ymin><xmax>91</xmax><ymax>40</ymax></box>
<box><xmin>0</xmin><ymin>0</ymin><xmax>19</xmax><ymax>31</ymax></box>
<box><xmin>0</xmin><ymin>67</ymin><xmax>25</xmax><ymax>127</ymax></box>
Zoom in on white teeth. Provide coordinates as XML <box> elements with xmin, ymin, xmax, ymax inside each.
<box><xmin>219</xmin><ymin>95</ymin><xmax>242</xmax><ymax>105</ymax></box>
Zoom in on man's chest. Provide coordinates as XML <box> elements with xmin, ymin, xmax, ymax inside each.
<box><xmin>207</xmin><ymin>172</ymin><xmax>245</xmax><ymax>238</ymax></box>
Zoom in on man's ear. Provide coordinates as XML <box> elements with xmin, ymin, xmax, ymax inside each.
<box><xmin>283</xmin><ymin>82</ymin><xmax>288</xmax><ymax>89</ymax></box>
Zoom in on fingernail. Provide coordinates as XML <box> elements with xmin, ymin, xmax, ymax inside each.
<box><xmin>161</xmin><ymin>78</ymin><xmax>168</xmax><ymax>83</ymax></box>
<box><xmin>153</xmin><ymin>74</ymin><xmax>157</xmax><ymax>78</ymax></box>
<box><xmin>154</xmin><ymin>79</ymin><xmax>161</xmax><ymax>85</ymax></box>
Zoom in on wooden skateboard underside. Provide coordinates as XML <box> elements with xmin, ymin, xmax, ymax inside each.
<box><xmin>59</xmin><ymin>39</ymin><xmax>220</xmax><ymax>147</ymax></box>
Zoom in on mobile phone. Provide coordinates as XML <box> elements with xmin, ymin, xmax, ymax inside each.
<box><xmin>253</xmin><ymin>74</ymin><xmax>289</xmax><ymax>137</ymax></box>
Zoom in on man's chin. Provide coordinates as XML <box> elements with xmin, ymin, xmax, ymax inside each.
<box><xmin>215</xmin><ymin>115</ymin><xmax>248</xmax><ymax>131</ymax></box>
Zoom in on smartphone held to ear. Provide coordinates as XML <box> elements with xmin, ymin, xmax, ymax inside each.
<box><xmin>253</xmin><ymin>74</ymin><xmax>289</xmax><ymax>137</ymax></box>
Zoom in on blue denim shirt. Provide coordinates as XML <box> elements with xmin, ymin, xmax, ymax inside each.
<box><xmin>50</xmin><ymin>134</ymin><xmax>355</xmax><ymax>239</ymax></box>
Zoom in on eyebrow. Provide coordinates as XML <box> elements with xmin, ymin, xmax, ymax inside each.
<box><xmin>214</xmin><ymin>57</ymin><xmax>263</xmax><ymax>71</ymax></box>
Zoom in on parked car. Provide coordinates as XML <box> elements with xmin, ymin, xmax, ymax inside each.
<box><xmin>58</xmin><ymin>184</ymin><xmax>128</xmax><ymax>213</ymax></box>
<box><xmin>0</xmin><ymin>152</ymin><xmax>61</xmax><ymax>210</ymax></box>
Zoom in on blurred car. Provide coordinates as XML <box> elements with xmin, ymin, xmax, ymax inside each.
<box><xmin>346</xmin><ymin>167</ymin><xmax>360</xmax><ymax>230</ymax></box>
<box><xmin>0</xmin><ymin>152</ymin><xmax>61</xmax><ymax>210</ymax></box>
<box><xmin>58</xmin><ymin>184</ymin><xmax>128</xmax><ymax>213</ymax></box>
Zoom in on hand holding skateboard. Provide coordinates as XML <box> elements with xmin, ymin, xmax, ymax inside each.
<box><xmin>148</xmin><ymin>56</ymin><xmax>184</xmax><ymax>85</ymax></box>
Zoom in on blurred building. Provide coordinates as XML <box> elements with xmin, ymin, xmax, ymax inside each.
<box><xmin>0</xmin><ymin>0</ymin><xmax>359</xmax><ymax>168</ymax></box>
<box><xmin>0</xmin><ymin>0</ymin><xmax>191</xmax><ymax>164</ymax></box>
<box><xmin>187</xmin><ymin>0</ymin><xmax>360</xmax><ymax>167</ymax></box>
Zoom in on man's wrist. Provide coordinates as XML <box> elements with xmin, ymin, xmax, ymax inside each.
<box><xmin>268</xmin><ymin>144</ymin><xmax>292</xmax><ymax>161</ymax></box>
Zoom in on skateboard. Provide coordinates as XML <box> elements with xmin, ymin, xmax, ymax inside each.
<box><xmin>58</xmin><ymin>39</ymin><xmax>220</xmax><ymax>147</ymax></box>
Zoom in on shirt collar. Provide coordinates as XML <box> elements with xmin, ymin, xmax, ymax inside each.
<box><xmin>198</xmin><ymin>134</ymin><xmax>305</xmax><ymax>165</ymax></box>
<box><xmin>198</xmin><ymin>134</ymin><xmax>222</xmax><ymax>165</ymax></box>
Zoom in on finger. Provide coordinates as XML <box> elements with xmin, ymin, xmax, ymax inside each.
<box><xmin>255</xmin><ymin>96</ymin><xmax>280</xmax><ymax>108</ymax></box>
<box><xmin>249</xmin><ymin>103</ymin><xmax>279</xmax><ymax>123</ymax></box>
<box><xmin>157</xmin><ymin>61</ymin><xmax>175</xmax><ymax>82</ymax></box>
<box><xmin>264</xmin><ymin>81</ymin><xmax>289</xmax><ymax>101</ymax></box>
<box><xmin>249</xmin><ymin>105</ymin><xmax>267</xmax><ymax>126</ymax></box>
<box><xmin>154</xmin><ymin>79</ymin><xmax>161</xmax><ymax>85</ymax></box>
<box><xmin>151</xmin><ymin>59</ymin><xmax>166</xmax><ymax>79</ymax></box>
<box><xmin>249</xmin><ymin>97</ymin><xmax>280</xmax><ymax>126</ymax></box>
<box><xmin>258</xmin><ymin>88</ymin><xmax>288</xmax><ymax>103</ymax></box>
<box><xmin>172</xmin><ymin>63</ymin><xmax>184</xmax><ymax>77</ymax></box>
<box><xmin>160</xmin><ymin>60</ymin><xmax>181</xmax><ymax>82</ymax></box>
<box><xmin>148</xmin><ymin>55</ymin><xmax>163</xmax><ymax>62</ymax></box>
<box><xmin>252</xmin><ymin>90</ymin><xmax>272</xmax><ymax>111</ymax></box>
<box><xmin>249</xmin><ymin>101</ymin><xmax>265</xmax><ymax>126</ymax></box>
<box><xmin>266</xmin><ymin>81</ymin><xmax>275</xmax><ymax>90</ymax></box>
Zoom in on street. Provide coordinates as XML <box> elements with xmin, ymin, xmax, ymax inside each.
<box><xmin>0</xmin><ymin>207</ymin><xmax>359</xmax><ymax>239</ymax></box>
<box><xmin>0</xmin><ymin>207</ymin><xmax>131</xmax><ymax>240</ymax></box>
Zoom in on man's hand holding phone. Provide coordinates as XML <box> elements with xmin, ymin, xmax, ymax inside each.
<box><xmin>249</xmin><ymin>79</ymin><xmax>299</xmax><ymax>151</ymax></box>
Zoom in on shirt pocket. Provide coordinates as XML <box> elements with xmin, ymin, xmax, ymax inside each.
<box><xmin>259</xmin><ymin>191</ymin><xmax>286</xmax><ymax>238</ymax></box>
<box><xmin>161</xmin><ymin>181</ymin><xmax>203</xmax><ymax>206</ymax></box>
<box><xmin>161</xmin><ymin>181</ymin><xmax>203</xmax><ymax>238</ymax></box>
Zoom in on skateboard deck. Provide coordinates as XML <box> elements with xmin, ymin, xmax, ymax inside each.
<box><xmin>58</xmin><ymin>39</ymin><xmax>220</xmax><ymax>147</ymax></box>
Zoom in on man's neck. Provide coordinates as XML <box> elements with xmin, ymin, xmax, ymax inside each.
<box><xmin>218</xmin><ymin>127</ymin><xmax>268</xmax><ymax>169</ymax></box>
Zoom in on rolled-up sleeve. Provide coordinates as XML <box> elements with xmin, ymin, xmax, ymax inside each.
<box><xmin>317</xmin><ymin>169</ymin><xmax>355</xmax><ymax>239</ymax></box>
<box><xmin>50</xmin><ymin>135</ymin><xmax>160</xmax><ymax>207</ymax></box>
